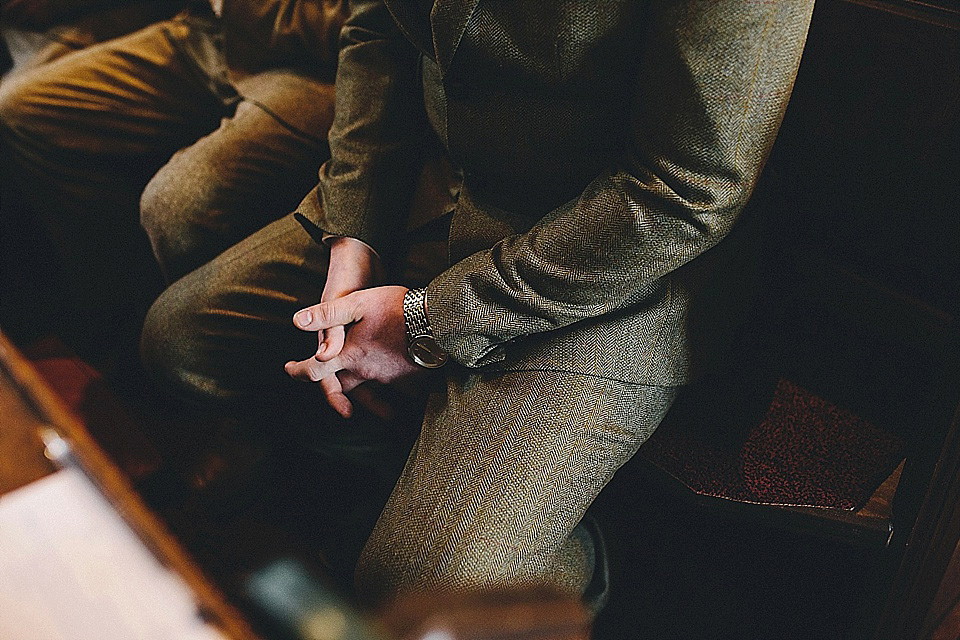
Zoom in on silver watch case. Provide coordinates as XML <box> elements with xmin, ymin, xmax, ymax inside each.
<box><xmin>408</xmin><ymin>334</ymin><xmax>448</xmax><ymax>368</ymax></box>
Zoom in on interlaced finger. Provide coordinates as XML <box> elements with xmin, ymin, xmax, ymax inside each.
<box><xmin>337</xmin><ymin>370</ymin><xmax>365</xmax><ymax>394</ymax></box>
<box><xmin>320</xmin><ymin>374</ymin><xmax>353</xmax><ymax>418</ymax></box>
<box><xmin>284</xmin><ymin>353</ymin><xmax>344</xmax><ymax>383</ymax></box>
<box><xmin>350</xmin><ymin>384</ymin><xmax>395</xmax><ymax>421</ymax></box>
<box><xmin>317</xmin><ymin>324</ymin><xmax>346</xmax><ymax>361</ymax></box>
<box><xmin>336</xmin><ymin>372</ymin><xmax>394</xmax><ymax>421</ymax></box>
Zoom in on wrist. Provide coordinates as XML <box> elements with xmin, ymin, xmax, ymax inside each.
<box><xmin>324</xmin><ymin>237</ymin><xmax>384</xmax><ymax>300</ymax></box>
<box><xmin>329</xmin><ymin>237</ymin><xmax>383</xmax><ymax>276</ymax></box>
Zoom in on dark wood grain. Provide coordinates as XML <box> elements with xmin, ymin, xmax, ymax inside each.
<box><xmin>0</xmin><ymin>355</ymin><xmax>55</xmax><ymax>494</ymax></box>
<box><xmin>922</xmin><ymin>540</ymin><xmax>960</xmax><ymax>638</ymax></box>
<box><xmin>0</xmin><ymin>331</ymin><xmax>261</xmax><ymax>640</ymax></box>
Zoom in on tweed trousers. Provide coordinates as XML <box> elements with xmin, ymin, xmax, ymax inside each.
<box><xmin>142</xmin><ymin>211</ymin><xmax>678</xmax><ymax>605</ymax></box>
<box><xmin>0</xmin><ymin>12</ymin><xmax>333</xmax><ymax>356</ymax></box>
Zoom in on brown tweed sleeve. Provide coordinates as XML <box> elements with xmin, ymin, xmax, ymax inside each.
<box><xmin>426</xmin><ymin>0</ymin><xmax>815</xmax><ymax>368</ymax></box>
<box><xmin>297</xmin><ymin>0</ymin><xmax>428</xmax><ymax>266</ymax></box>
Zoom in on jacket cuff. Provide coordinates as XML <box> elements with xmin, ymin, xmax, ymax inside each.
<box><xmin>295</xmin><ymin>183</ymin><xmax>390</xmax><ymax>259</ymax></box>
<box><xmin>425</xmin><ymin>271</ymin><xmax>507</xmax><ymax>369</ymax></box>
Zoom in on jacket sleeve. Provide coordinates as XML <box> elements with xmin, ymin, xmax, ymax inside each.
<box><xmin>296</xmin><ymin>0</ymin><xmax>428</xmax><ymax>266</ymax></box>
<box><xmin>426</xmin><ymin>0</ymin><xmax>816</xmax><ymax>368</ymax></box>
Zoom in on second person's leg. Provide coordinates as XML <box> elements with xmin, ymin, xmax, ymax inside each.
<box><xmin>140</xmin><ymin>69</ymin><xmax>335</xmax><ymax>283</ymax></box>
<box><xmin>0</xmin><ymin>16</ymin><xmax>229</xmax><ymax>356</ymax></box>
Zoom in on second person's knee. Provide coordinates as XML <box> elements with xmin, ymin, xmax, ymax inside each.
<box><xmin>140</xmin><ymin>162</ymin><xmax>210</xmax><ymax>280</ymax></box>
<box><xmin>0</xmin><ymin>71</ymin><xmax>47</xmax><ymax>144</ymax></box>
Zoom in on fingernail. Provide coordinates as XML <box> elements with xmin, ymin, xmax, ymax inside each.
<box><xmin>295</xmin><ymin>310</ymin><xmax>312</xmax><ymax>327</ymax></box>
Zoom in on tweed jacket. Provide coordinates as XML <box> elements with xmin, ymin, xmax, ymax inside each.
<box><xmin>300</xmin><ymin>0</ymin><xmax>815</xmax><ymax>386</ymax></box>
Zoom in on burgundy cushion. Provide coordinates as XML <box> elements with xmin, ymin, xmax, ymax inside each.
<box><xmin>641</xmin><ymin>379</ymin><xmax>905</xmax><ymax>510</ymax></box>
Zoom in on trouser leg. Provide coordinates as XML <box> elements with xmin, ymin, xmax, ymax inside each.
<box><xmin>0</xmin><ymin>18</ymin><xmax>226</xmax><ymax>355</ymax></box>
<box><xmin>141</xmin><ymin>211</ymin><xmax>449</xmax><ymax>577</ymax></box>
<box><xmin>355</xmin><ymin>369</ymin><xmax>676</xmax><ymax>606</ymax></box>
<box><xmin>0</xmin><ymin>1</ymin><xmax>184</xmax><ymax>80</ymax></box>
<box><xmin>139</xmin><ymin>208</ymin><xmax>669</xmax><ymax>606</ymax></box>
<box><xmin>140</xmin><ymin>71</ymin><xmax>335</xmax><ymax>282</ymax></box>
<box><xmin>142</xmin><ymin>214</ymin><xmax>330</xmax><ymax>409</ymax></box>
<box><xmin>141</xmin><ymin>211</ymin><xmax>448</xmax><ymax>453</ymax></box>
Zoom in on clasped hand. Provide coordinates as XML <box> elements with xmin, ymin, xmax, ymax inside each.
<box><xmin>284</xmin><ymin>283</ymin><xmax>424</xmax><ymax>419</ymax></box>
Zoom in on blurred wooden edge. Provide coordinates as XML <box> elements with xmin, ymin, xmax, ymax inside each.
<box><xmin>0</xmin><ymin>330</ymin><xmax>261</xmax><ymax>640</ymax></box>
<box><xmin>377</xmin><ymin>589</ymin><xmax>591</xmax><ymax>640</ymax></box>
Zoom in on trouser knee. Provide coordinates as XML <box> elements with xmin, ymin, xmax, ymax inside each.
<box><xmin>140</xmin><ymin>281</ymin><xmax>221</xmax><ymax>405</ymax></box>
<box><xmin>139</xmin><ymin>163</ymin><xmax>209</xmax><ymax>281</ymax></box>
<box><xmin>0</xmin><ymin>71</ymin><xmax>43</xmax><ymax>146</ymax></box>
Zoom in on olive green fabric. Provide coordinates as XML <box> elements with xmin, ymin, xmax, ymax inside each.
<box><xmin>141</xmin><ymin>212</ymin><xmax>675</xmax><ymax>607</ymax></box>
<box><xmin>298</xmin><ymin>0</ymin><xmax>816</xmax><ymax>386</ymax></box>
<box><xmin>145</xmin><ymin>0</ymin><xmax>815</xmax><ymax>606</ymax></box>
<box><xmin>357</xmin><ymin>369</ymin><xmax>676</xmax><ymax>606</ymax></box>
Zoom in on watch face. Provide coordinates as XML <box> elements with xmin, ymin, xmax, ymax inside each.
<box><xmin>409</xmin><ymin>335</ymin><xmax>448</xmax><ymax>368</ymax></box>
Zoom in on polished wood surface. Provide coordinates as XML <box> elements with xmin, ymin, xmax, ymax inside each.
<box><xmin>923</xmin><ymin>539</ymin><xmax>960</xmax><ymax>639</ymax></box>
<box><xmin>0</xmin><ymin>345</ymin><xmax>55</xmax><ymax>494</ymax></box>
<box><xmin>380</xmin><ymin>591</ymin><xmax>591</xmax><ymax>640</ymax></box>
<box><xmin>2</xmin><ymin>330</ymin><xmax>592</xmax><ymax>640</ymax></box>
<box><xmin>2</xmin><ymin>0</ymin><xmax>958</xmax><ymax>637</ymax></box>
<box><xmin>0</xmin><ymin>331</ymin><xmax>260</xmax><ymax>640</ymax></box>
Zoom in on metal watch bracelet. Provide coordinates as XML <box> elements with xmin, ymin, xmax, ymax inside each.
<box><xmin>402</xmin><ymin>288</ymin><xmax>448</xmax><ymax>368</ymax></box>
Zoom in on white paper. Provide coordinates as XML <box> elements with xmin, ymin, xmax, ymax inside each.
<box><xmin>0</xmin><ymin>468</ymin><xmax>228</xmax><ymax>640</ymax></box>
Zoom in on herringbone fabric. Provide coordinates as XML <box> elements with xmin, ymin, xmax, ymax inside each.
<box><xmin>144</xmin><ymin>0</ymin><xmax>816</xmax><ymax>606</ymax></box>
<box><xmin>357</xmin><ymin>370</ymin><xmax>676</xmax><ymax>604</ymax></box>
<box><xmin>299</xmin><ymin>0</ymin><xmax>816</xmax><ymax>386</ymax></box>
<box><xmin>141</xmin><ymin>210</ymin><xmax>673</xmax><ymax>604</ymax></box>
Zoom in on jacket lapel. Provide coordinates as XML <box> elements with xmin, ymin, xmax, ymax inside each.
<box><xmin>430</xmin><ymin>0</ymin><xmax>481</xmax><ymax>74</ymax></box>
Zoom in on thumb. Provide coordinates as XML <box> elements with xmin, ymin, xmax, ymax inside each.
<box><xmin>293</xmin><ymin>294</ymin><xmax>363</xmax><ymax>331</ymax></box>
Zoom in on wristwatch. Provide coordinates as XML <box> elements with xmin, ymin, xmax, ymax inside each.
<box><xmin>402</xmin><ymin>288</ymin><xmax>448</xmax><ymax>369</ymax></box>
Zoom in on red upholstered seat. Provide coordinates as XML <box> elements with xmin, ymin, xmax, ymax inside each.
<box><xmin>641</xmin><ymin>378</ymin><xmax>905</xmax><ymax>511</ymax></box>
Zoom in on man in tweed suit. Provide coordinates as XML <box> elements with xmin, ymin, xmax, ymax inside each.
<box><xmin>142</xmin><ymin>0</ymin><xmax>815</xmax><ymax>607</ymax></box>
